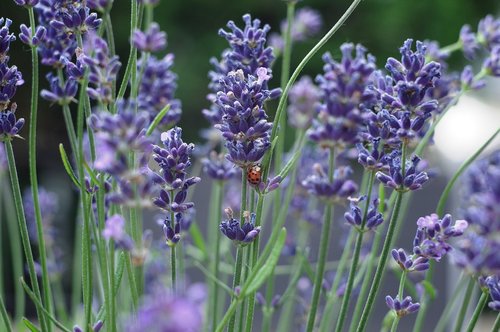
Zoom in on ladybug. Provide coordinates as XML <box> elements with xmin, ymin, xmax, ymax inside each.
<box><xmin>247</xmin><ymin>163</ymin><xmax>262</xmax><ymax>186</ymax></box>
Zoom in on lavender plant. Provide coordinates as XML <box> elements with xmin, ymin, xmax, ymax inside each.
<box><xmin>1</xmin><ymin>1</ymin><xmax>499</xmax><ymax>332</ymax></box>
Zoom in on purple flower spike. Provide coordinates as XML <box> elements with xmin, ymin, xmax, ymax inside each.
<box><xmin>103</xmin><ymin>215</ymin><xmax>134</xmax><ymax>251</ymax></box>
<box><xmin>202</xmin><ymin>150</ymin><xmax>238</xmax><ymax>181</ymax></box>
<box><xmin>376</xmin><ymin>150</ymin><xmax>429</xmax><ymax>192</ymax></box>
<box><xmin>152</xmin><ymin>127</ymin><xmax>199</xmax><ymax>246</ymax></box>
<box><xmin>83</xmin><ymin>33</ymin><xmax>121</xmax><ymax>104</ymax></box>
<box><xmin>344</xmin><ymin>196</ymin><xmax>384</xmax><ymax>230</ymax></box>
<box><xmin>133</xmin><ymin>22</ymin><xmax>167</xmax><ymax>53</ymax></box>
<box><xmin>459</xmin><ymin>25</ymin><xmax>480</xmax><ymax>60</ymax></box>
<box><xmin>477</xmin><ymin>15</ymin><xmax>500</xmax><ymax>50</ymax></box>
<box><xmin>413</xmin><ymin>213</ymin><xmax>468</xmax><ymax>261</ymax></box>
<box><xmin>486</xmin><ymin>276</ymin><xmax>500</xmax><ymax>311</ymax></box>
<box><xmin>302</xmin><ymin>164</ymin><xmax>358</xmax><ymax>203</ymax></box>
<box><xmin>0</xmin><ymin>103</ymin><xmax>24</xmax><ymax>139</ymax></box>
<box><xmin>453</xmin><ymin>150</ymin><xmax>500</xmax><ymax>276</ymax></box>
<box><xmin>13</xmin><ymin>0</ymin><xmax>39</xmax><ymax>6</ymax></box>
<box><xmin>220</xmin><ymin>208</ymin><xmax>261</xmax><ymax>246</ymax></box>
<box><xmin>460</xmin><ymin>65</ymin><xmax>485</xmax><ymax>90</ymax></box>
<box><xmin>138</xmin><ymin>54</ymin><xmax>182</xmax><ymax>129</ymax></box>
<box><xmin>356</xmin><ymin>138</ymin><xmax>388</xmax><ymax>171</ymax></box>
<box><xmin>391</xmin><ymin>248</ymin><xmax>430</xmax><ymax>272</ymax></box>
<box><xmin>19</xmin><ymin>24</ymin><xmax>46</xmax><ymax>47</ymax></box>
<box><xmin>287</xmin><ymin>76</ymin><xmax>321</xmax><ymax>130</ymax></box>
<box><xmin>270</xmin><ymin>7</ymin><xmax>323</xmax><ymax>53</ymax></box>
<box><xmin>40</xmin><ymin>73</ymin><xmax>77</xmax><ymax>105</ymax></box>
<box><xmin>386</xmin><ymin>295</ymin><xmax>420</xmax><ymax>317</ymax></box>
<box><xmin>214</xmin><ymin>68</ymin><xmax>279</xmax><ymax>168</ymax></box>
<box><xmin>308</xmin><ymin>44</ymin><xmax>377</xmax><ymax>148</ymax></box>
<box><xmin>218</xmin><ymin>14</ymin><xmax>275</xmax><ymax>77</ymax></box>
<box><xmin>286</xmin><ymin>7</ymin><xmax>322</xmax><ymax>42</ymax></box>
<box><xmin>49</xmin><ymin>5</ymin><xmax>101</xmax><ymax>34</ymax></box>
<box><xmin>162</xmin><ymin>213</ymin><xmax>184</xmax><ymax>246</ymax></box>
<box><xmin>483</xmin><ymin>45</ymin><xmax>500</xmax><ymax>76</ymax></box>
<box><xmin>0</xmin><ymin>18</ymin><xmax>16</xmax><ymax>57</ymax></box>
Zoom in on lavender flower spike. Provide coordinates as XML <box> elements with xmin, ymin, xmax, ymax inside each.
<box><xmin>13</xmin><ymin>0</ymin><xmax>39</xmax><ymax>7</ymax></box>
<box><xmin>133</xmin><ymin>22</ymin><xmax>166</xmax><ymax>53</ymax></box>
<box><xmin>307</xmin><ymin>44</ymin><xmax>377</xmax><ymax>148</ymax></box>
<box><xmin>103</xmin><ymin>215</ymin><xmax>134</xmax><ymax>251</ymax></box>
<box><xmin>344</xmin><ymin>196</ymin><xmax>384</xmax><ymax>230</ymax></box>
<box><xmin>376</xmin><ymin>151</ymin><xmax>429</xmax><ymax>192</ymax></box>
<box><xmin>202</xmin><ymin>150</ymin><xmax>238</xmax><ymax>181</ymax></box>
<box><xmin>152</xmin><ymin>127</ymin><xmax>200</xmax><ymax>240</ymax></box>
<box><xmin>220</xmin><ymin>208</ymin><xmax>261</xmax><ymax>246</ymax></box>
<box><xmin>287</xmin><ymin>76</ymin><xmax>321</xmax><ymax>130</ymax></box>
<box><xmin>386</xmin><ymin>295</ymin><xmax>420</xmax><ymax>317</ymax></box>
<box><xmin>302</xmin><ymin>164</ymin><xmax>358</xmax><ymax>203</ymax></box>
<box><xmin>0</xmin><ymin>103</ymin><xmax>25</xmax><ymax>139</ymax></box>
<box><xmin>486</xmin><ymin>276</ymin><xmax>500</xmax><ymax>311</ymax></box>
<box><xmin>19</xmin><ymin>24</ymin><xmax>46</xmax><ymax>47</ymax></box>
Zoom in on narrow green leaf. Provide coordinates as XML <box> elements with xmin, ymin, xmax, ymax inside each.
<box><xmin>421</xmin><ymin>280</ymin><xmax>437</xmax><ymax>300</ymax></box>
<box><xmin>276</xmin><ymin>136</ymin><xmax>305</xmax><ymax>180</ymax></box>
<box><xmin>189</xmin><ymin>221</ymin><xmax>207</xmax><ymax>258</ymax></box>
<box><xmin>83</xmin><ymin>162</ymin><xmax>100</xmax><ymax>187</ymax></box>
<box><xmin>59</xmin><ymin>144</ymin><xmax>80</xmax><ymax>187</ymax></box>
<box><xmin>22</xmin><ymin>318</ymin><xmax>41</xmax><ymax>332</ymax></box>
<box><xmin>146</xmin><ymin>104</ymin><xmax>171</xmax><ymax>136</ymax></box>
<box><xmin>242</xmin><ymin>228</ymin><xmax>287</xmax><ymax>296</ymax></box>
<box><xmin>96</xmin><ymin>251</ymin><xmax>126</xmax><ymax>322</ymax></box>
<box><xmin>0</xmin><ymin>295</ymin><xmax>13</xmax><ymax>332</ymax></box>
<box><xmin>193</xmin><ymin>261</ymin><xmax>233</xmax><ymax>295</ymax></box>
<box><xmin>20</xmin><ymin>279</ymin><xmax>72</xmax><ymax>332</ymax></box>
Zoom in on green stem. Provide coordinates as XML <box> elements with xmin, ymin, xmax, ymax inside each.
<box><xmin>348</xmin><ymin>229</ymin><xmax>383</xmax><ymax>332</ymax></box>
<box><xmin>357</xmin><ymin>190</ymin><xmax>405</xmax><ymax>332</ymax></box>
<box><xmin>74</xmin><ymin>32</ymin><xmax>94</xmax><ymax>332</ymax></box>
<box><xmin>436</xmin><ymin>128</ymin><xmax>499</xmax><ymax>215</ymax></box>
<box><xmin>493</xmin><ymin>313</ymin><xmax>500</xmax><ymax>332</ymax></box>
<box><xmin>411</xmin><ymin>261</ymin><xmax>434</xmax><ymax>332</ymax></box>
<box><xmin>305</xmin><ymin>147</ymin><xmax>335</xmax><ymax>332</ymax></box>
<box><xmin>227</xmin><ymin>247</ymin><xmax>243</xmax><ymax>332</ymax></box>
<box><xmin>171</xmin><ymin>210</ymin><xmax>177</xmax><ymax>291</ymax></box>
<box><xmin>433</xmin><ymin>272</ymin><xmax>467</xmax><ymax>332</ymax></box>
<box><xmin>4</xmin><ymin>141</ymin><xmax>46</xmax><ymax>330</ymax></box>
<box><xmin>208</xmin><ymin>181</ymin><xmax>224</xmax><ymax>331</ymax></box>
<box><xmin>274</xmin><ymin>0</ymin><xmax>296</xmax><ymax>173</ymax></box>
<box><xmin>125</xmin><ymin>252</ymin><xmax>138</xmax><ymax>310</ymax></box>
<box><xmin>227</xmin><ymin>170</ymin><xmax>248</xmax><ymax>332</ymax></box>
<box><xmin>390</xmin><ymin>271</ymin><xmax>408</xmax><ymax>332</ymax></box>
<box><xmin>70</xmin><ymin>217</ymin><xmax>82</xmax><ymax>319</ymax></box>
<box><xmin>216</xmin><ymin>298</ymin><xmax>241</xmax><ymax>332</ymax></box>
<box><xmin>453</xmin><ymin>277</ymin><xmax>475</xmax><ymax>332</ymax></box>
<box><xmin>319</xmin><ymin>228</ymin><xmax>356</xmax><ymax>331</ymax></box>
<box><xmin>0</xmin><ymin>295</ymin><xmax>12</xmax><ymax>332</ymax></box>
<box><xmin>333</xmin><ymin>171</ymin><xmax>376</xmax><ymax>332</ymax></box>
<box><xmin>3</xmin><ymin>182</ymin><xmax>25</xmax><ymax>321</ymax></box>
<box><xmin>439</xmin><ymin>41</ymin><xmax>462</xmax><ymax>54</ymax></box>
<box><xmin>464</xmin><ymin>290</ymin><xmax>488</xmax><ymax>332</ymax></box>
<box><xmin>27</xmin><ymin>8</ymin><xmax>53</xmax><ymax>332</ymax></box>
<box><xmin>238</xmin><ymin>248</ymin><xmax>251</xmax><ymax>332</ymax></box>
<box><xmin>276</xmin><ymin>221</ymin><xmax>311</xmax><ymax>332</ymax></box>
<box><xmin>104</xmin><ymin>12</ymin><xmax>116</xmax><ymax>100</ymax></box>
<box><xmin>115</xmin><ymin>0</ymin><xmax>139</xmax><ymax>108</ymax></box>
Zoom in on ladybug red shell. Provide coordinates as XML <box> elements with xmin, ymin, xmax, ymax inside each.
<box><xmin>247</xmin><ymin>163</ymin><xmax>262</xmax><ymax>186</ymax></box>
